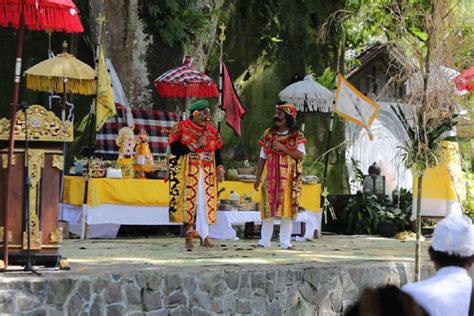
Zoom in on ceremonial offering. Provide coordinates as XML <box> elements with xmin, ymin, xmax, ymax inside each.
<box><xmin>89</xmin><ymin>158</ymin><xmax>107</xmax><ymax>178</ymax></box>
<box><xmin>238</xmin><ymin>202</ymin><xmax>257</xmax><ymax>211</ymax></box>
<box><xmin>144</xmin><ymin>158</ymin><xmax>167</xmax><ymax>179</ymax></box>
<box><xmin>229</xmin><ymin>191</ymin><xmax>241</xmax><ymax>206</ymax></box>
<box><xmin>226</xmin><ymin>169</ymin><xmax>238</xmax><ymax>181</ymax></box>
<box><xmin>106</xmin><ymin>168</ymin><xmax>123</xmax><ymax>179</ymax></box>
<box><xmin>116</xmin><ymin>127</ymin><xmax>135</xmax><ymax>178</ymax></box>
<box><xmin>134</xmin><ymin>128</ymin><xmax>155</xmax><ymax>179</ymax></box>
<box><xmin>302</xmin><ymin>175</ymin><xmax>319</xmax><ymax>184</ymax></box>
<box><xmin>73</xmin><ymin>157</ymin><xmax>87</xmax><ymax>174</ymax></box>
<box><xmin>237</xmin><ymin>166</ymin><xmax>256</xmax><ymax>175</ymax></box>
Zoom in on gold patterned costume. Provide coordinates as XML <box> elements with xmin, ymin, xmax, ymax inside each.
<box><xmin>258</xmin><ymin>128</ymin><xmax>307</xmax><ymax>219</ymax></box>
<box><xmin>168</xmin><ymin>118</ymin><xmax>223</xmax><ymax>230</ymax></box>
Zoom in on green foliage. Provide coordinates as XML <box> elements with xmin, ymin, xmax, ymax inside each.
<box><xmin>464</xmin><ymin>174</ymin><xmax>474</xmax><ymax>219</ymax></box>
<box><xmin>140</xmin><ymin>0</ymin><xmax>210</xmax><ymax>47</ymax></box>
<box><xmin>377</xmin><ymin>207</ymin><xmax>409</xmax><ymax>232</ymax></box>
<box><xmin>340</xmin><ymin>192</ymin><xmax>381</xmax><ymax>234</ymax></box>
<box><xmin>392</xmin><ymin>187</ymin><xmax>413</xmax><ymax>220</ymax></box>
<box><xmin>378</xmin><ymin>190</ymin><xmax>413</xmax><ymax>232</ymax></box>
<box><xmin>316</xmin><ymin>67</ymin><xmax>336</xmax><ymax>89</ymax></box>
<box><xmin>342</xmin><ymin>0</ymin><xmax>437</xmax><ymax>70</ymax></box>
<box><xmin>391</xmin><ymin>105</ymin><xmax>458</xmax><ymax>175</ymax></box>
<box><xmin>339</xmin><ymin>188</ymin><xmax>413</xmax><ymax>235</ymax></box>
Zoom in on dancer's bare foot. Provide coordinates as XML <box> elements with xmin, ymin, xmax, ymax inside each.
<box><xmin>200</xmin><ymin>237</ymin><xmax>215</xmax><ymax>248</ymax></box>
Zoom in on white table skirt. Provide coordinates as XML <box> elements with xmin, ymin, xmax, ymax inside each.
<box><xmin>410</xmin><ymin>198</ymin><xmax>462</xmax><ymax>221</ymax></box>
<box><xmin>60</xmin><ymin>203</ymin><xmax>321</xmax><ymax>239</ymax></box>
<box><xmin>61</xmin><ymin>203</ymin><xmax>180</xmax><ymax>238</ymax></box>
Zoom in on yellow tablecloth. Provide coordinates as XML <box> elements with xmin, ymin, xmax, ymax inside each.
<box><xmin>63</xmin><ymin>176</ymin><xmax>321</xmax><ymax>211</ymax></box>
<box><xmin>413</xmin><ymin>142</ymin><xmax>465</xmax><ymax>200</ymax></box>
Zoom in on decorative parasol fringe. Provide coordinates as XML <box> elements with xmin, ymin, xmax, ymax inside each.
<box><xmin>283</xmin><ymin>96</ymin><xmax>333</xmax><ymax>112</ymax></box>
<box><xmin>155</xmin><ymin>82</ymin><xmax>219</xmax><ymax>98</ymax></box>
<box><xmin>26</xmin><ymin>75</ymin><xmax>95</xmax><ymax>95</ymax></box>
<box><xmin>0</xmin><ymin>1</ymin><xmax>83</xmax><ymax>33</ymax></box>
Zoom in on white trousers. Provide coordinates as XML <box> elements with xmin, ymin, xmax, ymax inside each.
<box><xmin>259</xmin><ymin>217</ymin><xmax>293</xmax><ymax>249</ymax></box>
<box><xmin>195</xmin><ymin>168</ymin><xmax>209</xmax><ymax>239</ymax></box>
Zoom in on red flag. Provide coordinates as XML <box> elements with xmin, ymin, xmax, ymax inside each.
<box><xmin>222</xmin><ymin>63</ymin><xmax>245</xmax><ymax>136</ymax></box>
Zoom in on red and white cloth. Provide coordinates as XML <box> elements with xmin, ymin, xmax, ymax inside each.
<box><xmin>95</xmin><ymin>109</ymin><xmax>178</xmax><ymax>157</ymax></box>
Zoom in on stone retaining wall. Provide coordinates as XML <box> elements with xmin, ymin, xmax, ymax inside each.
<box><xmin>0</xmin><ymin>261</ymin><xmax>438</xmax><ymax>315</ymax></box>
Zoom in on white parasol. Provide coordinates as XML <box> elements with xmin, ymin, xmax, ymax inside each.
<box><xmin>405</xmin><ymin>64</ymin><xmax>463</xmax><ymax>96</ymax></box>
<box><xmin>279</xmin><ymin>74</ymin><xmax>334</xmax><ymax>112</ymax></box>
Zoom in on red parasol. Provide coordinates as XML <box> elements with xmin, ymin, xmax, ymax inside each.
<box><xmin>454</xmin><ymin>66</ymin><xmax>474</xmax><ymax>92</ymax></box>
<box><xmin>154</xmin><ymin>56</ymin><xmax>218</xmax><ymax>98</ymax></box>
<box><xmin>0</xmin><ymin>0</ymin><xmax>83</xmax><ymax>32</ymax></box>
<box><xmin>0</xmin><ymin>0</ymin><xmax>84</xmax><ymax>268</ymax></box>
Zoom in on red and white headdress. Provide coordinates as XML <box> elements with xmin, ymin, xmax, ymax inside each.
<box><xmin>276</xmin><ymin>103</ymin><xmax>297</xmax><ymax>119</ymax></box>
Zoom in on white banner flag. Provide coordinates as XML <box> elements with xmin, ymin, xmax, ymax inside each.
<box><xmin>334</xmin><ymin>74</ymin><xmax>380</xmax><ymax>139</ymax></box>
<box><xmin>106</xmin><ymin>58</ymin><xmax>134</xmax><ymax>128</ymax></box>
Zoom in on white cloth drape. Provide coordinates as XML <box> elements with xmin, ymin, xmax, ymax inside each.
<box><xmin>195</xmin><ymin>168</ymin><xmax>209</xmax><ymax>239</ymax></box>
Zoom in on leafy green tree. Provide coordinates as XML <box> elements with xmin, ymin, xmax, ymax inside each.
<box><xmin>342</xmin><ymin>0</ymin><xmax>473</xmax><ymax>281</ymax></box>
<box><xmin>139</xmin><ymin>0</ymin><xmax>211</xmax><ymax>49</ymax></box>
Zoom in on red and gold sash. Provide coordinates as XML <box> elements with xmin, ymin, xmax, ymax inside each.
<box><xmin>258</xmin><ymin>128</ymin><xmax>306</xmax><ymax>219</ymax></box>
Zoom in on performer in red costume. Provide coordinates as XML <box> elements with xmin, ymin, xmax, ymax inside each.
<box><xmin>254</xmin><ymin>102</ymin><xmax>306</xmax><ymax>249</ymax></box>
<box><xmin>168</xmin><ymin>100</ymin><xmax>225</xmax><ymax>249</ymax></box>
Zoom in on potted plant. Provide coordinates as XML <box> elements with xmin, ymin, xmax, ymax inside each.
<box><xmin>377</xmin><ymin>207</ymin><xmax>409</xmax><ymax>237</ymax></box>
<box><xmin>339</xmin><ymin>191</ymin><xmax>381</xmax><ymax>235</ymax></box>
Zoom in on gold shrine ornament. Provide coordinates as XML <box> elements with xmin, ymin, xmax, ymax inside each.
<box><xmin>0</xmin><ymin>104</ymin><xmax>73</xmax><ymax>142</ymax></box>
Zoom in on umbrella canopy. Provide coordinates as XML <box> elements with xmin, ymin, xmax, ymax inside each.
<box><xmin>279</xmin><ymin>74</ymin><xmax>333</xmax><ymax>112</ymax></box>
<box><xmin>0</xmin><ymin>0</ymin><xmax>83</xmax><ymax>32</ymax></box>
<box><xmin>454</xmin><ymin>66</ymin><xmax>474</xmax><ymax>92</ymax></box>
<box><xmin>154</xmin><ymin>56</ymin><xmax>218</xmax><ymax>98</ymax></box>
<box><xmin>405</xmin><ymin>65</ymin><xmax>462</xmax><ymax>96</ymax></box>
<box><xmin>24</xmin><ymin>46</ymin><xmax>95</xmax><ymax>95</ymax></box>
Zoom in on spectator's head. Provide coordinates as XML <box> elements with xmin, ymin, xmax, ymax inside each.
<box><xmin>429</xmin><ymin>215</ymin><xmax>474</xmax><ymax>269</ymax></box>
<box><xmin>345</xmin><ymin>285</ymin><xmax>428</xmax><ymax>316</ymax></box>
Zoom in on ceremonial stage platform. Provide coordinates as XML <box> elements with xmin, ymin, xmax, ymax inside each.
<box><xmin>0</xmin><ymin>235</ymin><xmax>455</xmax><ymax>316</ymax></box>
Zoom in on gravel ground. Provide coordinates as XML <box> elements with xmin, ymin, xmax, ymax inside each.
<box><xmin>36</xmin><ymin>234</ymin><xmax>431</xmax><ymax>276</ymax></box>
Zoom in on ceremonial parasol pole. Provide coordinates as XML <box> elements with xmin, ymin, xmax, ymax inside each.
<box><xmin>80</xmin><ymin>14</ymin><xmax>106</xmax><ymax>239</ymax></box>
<box><xmin>217</xmin><ymin>24</ymin><xmax>225</xmax><ymax>132</ymax></box>
<box><xmin>3</xmin><ymin>5</ymin><xmax>25</xmax><ymax>268</ymax></box>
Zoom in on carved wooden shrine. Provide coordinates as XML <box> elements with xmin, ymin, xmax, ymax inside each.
<box><xmin>0</xmin><ymin>105</ymin><xmax>72</xmax><ymax>269</ymax></box>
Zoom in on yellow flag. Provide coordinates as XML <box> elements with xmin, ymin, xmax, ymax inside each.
<box><xmin>95</xmin><ymin>46</ymin><xmax>116</xmax><ymax>131</ymax></box>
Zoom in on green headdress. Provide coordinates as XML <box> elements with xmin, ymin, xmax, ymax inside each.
<box><xmin>188</xmin><ymin>100</ymin><xmax>210</xmax><ymax>112</ymax></box>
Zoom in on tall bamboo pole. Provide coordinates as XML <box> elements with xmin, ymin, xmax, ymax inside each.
<box><xmin>414</xmin><ymin>0</ymin><xmax>434</xmax><ymax>283</ymax></box>
<box><xmin>415</xmin><ymin>175</ymin><xmax>424</xmax><ymax>281</ymax></box>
